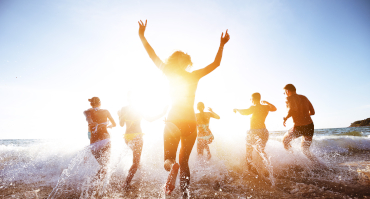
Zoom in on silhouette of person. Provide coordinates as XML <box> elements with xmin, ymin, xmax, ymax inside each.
<box><xmin>118</xmin><ymin>91</ymin><xmax>167</xmax><ymax>189</ymax></box>
<box><xmin>234</xmin><ymin>93</ymin><xmax>276</xmax><ymax>174</ymax></box>
<box><xmin>196</xmin><ymin>102</ymin><xmax>220</xmax><ymax>159</ymax></box>
<box><xmin>282</xmin><ymin>84</ymin><xmax>319</xmax><ymax>164</ymax></box>
<box><xmin>138</xmin><ymin>20</ymin><xmax>230</xmax><ymax>197</ymax></box>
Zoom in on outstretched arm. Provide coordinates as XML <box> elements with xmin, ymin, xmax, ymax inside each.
<box><xmin>193</xmin><ymin>30</ymin><xmax>230</xmax><ymax>79</ymax></box>
<box><xmin>233</xmin><ymin>107</ymin><xmax>254</xmax><ymax>115</ymax></box>
<box><xmin>208</xmin><ymin>107</ymin><xmax>220</xmax><ymax>119</ymax></box>
<box><xmin>138</xmin><ymin>20</ymin><xmax>164</xmax><ymax>69</ymax></box>
<box><xmin>261</xmin><ymin>100</ymin><xmax>277</xmax><ymax>112</ymax></box>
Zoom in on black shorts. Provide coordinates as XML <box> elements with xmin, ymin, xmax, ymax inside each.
<box><xmin>292</xmin><ymin>123</ymin><xmax>314</xmax><ymax>137</ymax></box>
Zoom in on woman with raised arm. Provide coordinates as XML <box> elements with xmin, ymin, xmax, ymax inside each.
<box><xmin>196</xmin><ymin>102</ymin><xmax>220</xmax><ymax>160</ymax></box>
<box><xmin>138</xmin><ymin>20</ymin><xmax>230</xmax><ymax>198</ymax></box>
<box><xmin>83</xmin><ymin>97</ymin><xmax>116</xmax><ymax>181</ymax></box>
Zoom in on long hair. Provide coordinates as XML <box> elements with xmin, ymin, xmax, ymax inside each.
<box><xmin>164</xmin><ymin>51</ymin><xmax>193</xmax><ymax>74</ymax></box>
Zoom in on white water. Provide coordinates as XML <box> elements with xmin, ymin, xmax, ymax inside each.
<box><xmin>1</xmin><ymin>127</ymin><xmax>370</xmax><ymax>198</ymax></box>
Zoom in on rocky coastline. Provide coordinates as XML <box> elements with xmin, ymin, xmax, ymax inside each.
<box><xmin>350</xmin><ymin>118</ymin><xmax>370</xmax><ymax>127</ymax></box>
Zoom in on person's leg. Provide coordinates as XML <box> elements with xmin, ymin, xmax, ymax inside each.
<box><xmin>204</xmin><ymin>144</ymin><xmax>211</xmax><ymax>159</ymax></box>
<box><xmin>164</xmin><ymin>122</ymin><xmax>181</xmax><ymax>171</ymax></box>
<box><xmin>282</xmin><ymin>128</ymin><xmax>298</xmax><ymax>153</ymax></box>
<box><xmin>92</xmin><ymin>142</ymin><xmax>111</xmax><ymax>180</ymax></box>
<box><xmin>179</xmin><ymin>129</ymin><xmax>197</xmax><ymax>193</ymax></box>
<box><xmin>125</xmin><ymin>137</ymin><xmax>143</xmax><ymax>187</ymax></box>
<box><xmin>301</xmin><ymin>136</ymin><xmax>319</xmax><ymax>163</ymax></box>
<box><xmin>197</xmin><ymin>139</ymin><xmax>204</xmax><ymax>156</ymax></box>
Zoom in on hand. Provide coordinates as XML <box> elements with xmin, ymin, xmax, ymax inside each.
<box><xmin>283</xmin><ymin>117</ymin><xmax>287</xmax><ymax>127</ymax></box>
<box><xmin>220</xmin><ymin>29</ymin><xmax>230</xmax><ymax>45</ymax></box>
<box><xmin>233</xmin><ymin>109</ymin><xmax>238</xmax><ymax>113</ymax></box>
<box><xmin>261</xmin><ymin>100</ymin><xmax>269</xmax><ymax>105</ymax></box>
<box><xmin>208</xmin><ymin>107</ymin><xmax>213</xmax><ymax>112</ymax></box>
<box><xmin>138</xmin><ymin>20</ymin><xmax>147</xmax><ymax>37</ymax></box>
<box><xmin>107</xmin><ymin>124</ymin><xmax>113</xmax><ymax>129</ymax></box>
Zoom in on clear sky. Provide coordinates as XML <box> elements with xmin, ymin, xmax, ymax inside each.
<box><xmin>1</xmin><ymin>0</ymin><xmax>369</xmax><ymax>139</ymax></box>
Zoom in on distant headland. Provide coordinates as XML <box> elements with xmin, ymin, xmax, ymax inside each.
<box><xmin>350</xmin><ymin>118</ymin><xmax>370</xmax><ymax>127</ymax></box>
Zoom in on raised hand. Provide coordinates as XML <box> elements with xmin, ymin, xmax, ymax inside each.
<box><xmin>233</xmin><ymin>109</ymin><xmax>238</xmax><ymax>113</ymax></box>
<box><xmin>220</xmin><ymin>29</ymin><xmax>230</xmax><ymax>45</ymax></box>
<box><xmin>208</xmin><ymin>107</ymin><xmax>213</xmax><ymax>112</ymax></box>
<box><xmin>138</xmin><ymin>20</ymin><xmax>147</xmax><ymax>37</ymax></box>
<box><xmin>261</xmin><ymin>100</ymin><xmax>269</xmax><ymax>105</ymax></box>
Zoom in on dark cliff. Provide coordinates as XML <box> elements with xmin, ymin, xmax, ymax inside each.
<box><xmin>350</xmin><ymin>118</ymin><xmax>370</xmax><ymax>127</ymax></box>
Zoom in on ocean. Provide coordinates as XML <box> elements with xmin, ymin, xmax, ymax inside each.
<box><xmin>1</xmin><ymin>126</ymin><xmax>370</xmax><ymax>198</ymax></box>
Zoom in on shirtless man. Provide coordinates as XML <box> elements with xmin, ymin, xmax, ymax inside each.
<box><xmin>282</xmin><ymin>84</ymin><xmax>318</xmax><ymax>163</ymax></box>
<box><xmin>234</xmin><ymin>92</ymin><xmax>276</xmax><ymax>171</ymax></box>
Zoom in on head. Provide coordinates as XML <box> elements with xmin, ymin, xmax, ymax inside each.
<box><xmin>251</xmin><ymin>93</ymin><xmax>261</xmax><ymax>105</ymax></box>
<box><xmin>89</xmin><ymin>97</ymin><xmax>101</xmax><ymax>108</ymax></box>
<box><xmin>165</xmin><ymin>51</ymin><xmax>193</xmax><ymax>74</ymax></box>
<box><xmin>284</xmin><ymin>84</ymin><xmax>296</xmax><ymax>97</ymax></box>
<box><xmin>197</xmin><ymin>102</ymin><xmax>205</xmax><ymax>112</ymax></box>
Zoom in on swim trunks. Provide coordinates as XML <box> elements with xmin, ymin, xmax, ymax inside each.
<box><xmin>246</xmin><ymin>128</ymin><xmax>269</xmax><ymax>149</ymax></box>
<box><xmin>289</xmin><ymin>123</ymin><xmax>314</xmax><ymax>137</ymax></box>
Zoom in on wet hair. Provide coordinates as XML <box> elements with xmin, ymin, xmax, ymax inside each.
<box><xmin>251</xmin><ymin>93</ymin><xmax>261</xmax><ymax>102</ymax></box>
<box><xmin>197</xmin><ymin>102</ymin><xmax>206</xmax><ymax>123</ymax></box>
<box><xmin>164</xmin><ymin>51</ymin><xmax>193</xmax><ymax>74</ymax></box>
<box><xmin>284</xmin><ymin>84</ymin><xmax>296</xmax><ymax>92</ymax></box>
<box><xmin>88</xmin><ymin>97</ymin><xmax>101</xmax><ymax>107</ymax></box>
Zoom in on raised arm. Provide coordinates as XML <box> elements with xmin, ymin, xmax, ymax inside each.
<box><xmin>233</xmin><ymin>106</ymin><xmax>254</xmax><ymax>115</ymax></box>
<box><xmin>138</xmin><ymin>20</ymin><xmax>164</xmax><ymax>69</ymax></box>
<box><xmin>261</xmin><ymin>100</ymin><xmax>277</xmax><ymax>112</ymax></box>
<box><xmin>193</xmin><ymin>30</ymin><xmax>230</xmax><ymax>79</ymax></box>
<box><xmin>208</xmin><ymin>107</ymin><xmax>220</xmax><ymax>119</ymax></box>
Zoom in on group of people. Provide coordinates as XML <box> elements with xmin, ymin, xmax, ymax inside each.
<box><xmin>82</xmin><ymin>20</ymin><xmax>318</xmax><ymax>198</ymax></box>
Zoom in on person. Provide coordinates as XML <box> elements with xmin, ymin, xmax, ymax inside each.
<box><xmin>234</xmin><ymin>93</ymin><xmax>276</xmax><ymax>174</ymax></box>
<box><xmin>282</xmin><ymin>84</ymin><xmax>319</xmax><ymax>164</ymax></box>
<box><xmin>118</xmin><ymin>91</ymin><xmax>168</xmax><ymax>189</ymax></box>
<box><xmin>196</xmin><ymin>102</ymin><xmax>220</xmax><ymax>159</ymax></box>
<box><xmin>83</xmin><ymin>97</ymin><xmax>116</xmax><ymax>181</ymax></box>
<box><xmin>138</xmin><ymin>19</ymin><xmax>230</xmax><ymax>197</ymax></box>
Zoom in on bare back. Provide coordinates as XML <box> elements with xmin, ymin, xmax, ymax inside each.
<box><xmin>286</xmin><ymin>94</ymin><xmax>314</xmax><ymax>126</ymax></box>
<box><xmin>250</xmin><ymin>105</ymin><xmax>270</xmax><ymax>129</ymax></box>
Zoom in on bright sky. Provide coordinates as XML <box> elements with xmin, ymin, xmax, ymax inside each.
<box><xmin>0</xmin><ymin>0</ymin><xmax>369</xmax><ymax>139</ymax></box>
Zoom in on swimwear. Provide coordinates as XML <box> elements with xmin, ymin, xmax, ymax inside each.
<box><xmin>246</xmin><ymin>128</ymin><xmax>269</xmax><ymax>150</ymax></box>
<box><xmin>197</xmin><ymin>134</ymin><xmax>214</xmax><ymax>144</ymax></box>
<box><xmin>288</xmin><ymin>123</ymin><xmax>314</xmax><ymax>137</ymax></box>
<box><xmin>124</xmin><ymin>133</ymin><xmax>144</xmax><ymax>144</ymax></box>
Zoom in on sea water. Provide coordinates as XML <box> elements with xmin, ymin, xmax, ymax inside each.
<box><xmin>1</xmin><ymin>126</ymin><xmax>370</xmax><ymax>198</ymax></box>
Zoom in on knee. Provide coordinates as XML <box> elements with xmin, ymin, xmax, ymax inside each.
<box><xmin>164</xmin><ymin>159</ymin><xmax>175</xmax><ymax>172</ymax></box>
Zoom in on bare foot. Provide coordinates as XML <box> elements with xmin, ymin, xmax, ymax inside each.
<box><xmin>164</xmin><ymin>163</ymin><xmax>179</xmax><ymax>195</ymax></box>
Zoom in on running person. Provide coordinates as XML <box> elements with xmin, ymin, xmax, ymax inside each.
<box><xmin>282</xmin><ymin>84</ymin><xmax>319</xmax><ymax>164</ymax></box>
<box><xmin>234</xmin><ymin>93</ymin><xmax>276</xmax><ymax>173</ymax></box>
<box><xmin>138</xmin><ymin>20</ymin><xmax>230</xmax><ymax>197</ymax></box>
<box><xmin>196</xmin><ymin>102</ymin><xmax>220</xmax><ymax>159</ymax></box>
<box><xmin>83</xmin><ymin>97</ymin><xmax>116</xmax><ymax>180</ymax></box>
<box><xmin>118</xmin><ymin>92</ymin><xmax>167</xmax><ymax>189</ymax></box>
